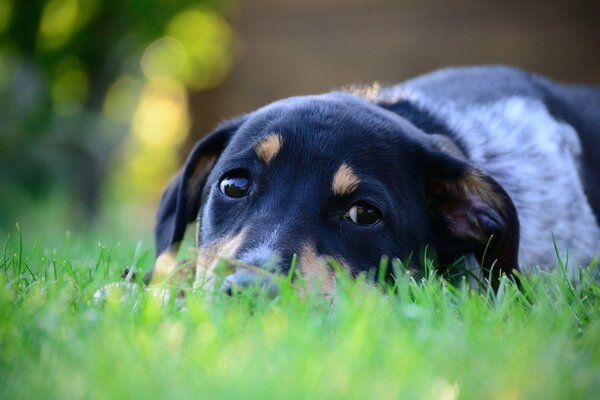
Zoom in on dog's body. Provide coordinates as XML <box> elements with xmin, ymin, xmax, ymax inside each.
<box><xmin>151</xmin><ymin>66</ymin><xmax>600</xmax><ymax>292</ymax></box>
<box><xmin>378</xmin><ymin>66</ymin><xmax>600</xmax><ymax>271</ymax></box>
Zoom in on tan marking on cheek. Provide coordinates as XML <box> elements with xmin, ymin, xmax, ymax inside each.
<box><xmin>332</xmin><ymin>163</ymin><xmax>360</xmax><ymax>196</ymax></box>
<box><xmin>254</xmin><ymin>134</ymin><xmax>283</xmax><ymax>164</ymax></box>
<box><xmin>298</xmin><ymin>243</ymin><xmax>335</xmax><ymax>295</ymax></box>
<box><xmin>194</xmin><ymin>228</ymin><xmax>248</xmax><ymax>290</ymax></box>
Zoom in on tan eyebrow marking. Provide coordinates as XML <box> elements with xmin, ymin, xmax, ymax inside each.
<box><xmin>254</xmin><ymin>134</ymin><xmax>283</xmax><ymax>164</ymax></box>
<box><xmin>331</xmin><ymin>163</ymin><xmax>360</xmax><ymax>196</ymax></box>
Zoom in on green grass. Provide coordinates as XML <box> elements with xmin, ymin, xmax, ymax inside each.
<box><xmin>1</xmin><ymin>226</ymin><xmax>600</xmax><ymax>400</ymax></box>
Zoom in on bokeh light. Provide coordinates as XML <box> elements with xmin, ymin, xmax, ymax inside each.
<box><xmin>132</xmin><ymin>81</ymin><xmax>190</xmax><ymax>149</ymax></box>
<box><xmin>166</xmin><ymin>7</ymin><xmax>233</xmax><ymax>90</ymax></box>
<box><xmin>50</xmin><ymin>57</ymin><xmax>89</xmax><ymax>115</ymax></box>
<box><xmin>103</xmin><ymin>77</ymin><xmax>143</xmax><ymax>124</ymax></box>
<box><xmin>0</xmin><ymin>0</ymin><xmax>12</xmax><ymax>34</ymax></box>
<box><xmin>114</xmin><ymin>140</ymin><xmax>181</xmax><ymax>202</ymax></box>
<box><xmin>141</xmin><ymin>36</ymin><xmax>187</xmax><ymax>82</ymax></box>
<box><xmin>0</xmin><ymin>0</ymin><xmax>239</xmax><ymax>227</ymax></box>
<box><xmin>38</xmin><ymin>0</ymin><xmax>79</xmax><ymax>50</ymax></box>
<box><xmin>113</xmin><ymin>6</ymin><xmax>236</xmax><ymax>202</ymax></box>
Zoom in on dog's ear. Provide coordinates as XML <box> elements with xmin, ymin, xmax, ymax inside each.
<box><xmin>421</xmin><ymin>136</ymin><xmax>520</xmax><ymax>285</ymax></box>
<box><xmin>154</xmin><ymin>117</ymin><xmax>245</xmax><ymax>258</ymax></box>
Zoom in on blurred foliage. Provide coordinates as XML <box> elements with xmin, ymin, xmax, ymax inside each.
<box><xmin>0</xmin><ymin>0</ymin><xmax>237</xmax><ymax>229</ymax></box>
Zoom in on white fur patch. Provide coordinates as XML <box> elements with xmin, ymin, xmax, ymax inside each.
<box><xmin>237</xmin><ymin>225</ymin><xmax>281</xmax><ymax>268</ymax></box>
<box><xmin>397</xmin><ymin>92</ymin><xmax>600</xmax><ymax>273</ymax></box>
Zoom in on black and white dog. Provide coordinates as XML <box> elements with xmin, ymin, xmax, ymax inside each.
<box><xmin>150</xmin><ymin>65</ymin><xmax>600</xmax><ymax>293</ymax></box>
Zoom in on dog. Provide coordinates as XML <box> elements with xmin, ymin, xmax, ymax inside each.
<box><xmin>147</xmin><ymin>65</ymin><xmax>600</xmax><ymax>294</ymax></box>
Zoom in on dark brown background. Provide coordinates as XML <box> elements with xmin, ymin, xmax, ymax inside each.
<box><xmin>189</xmin><ymin>0</ymin><xmax>600</xmax><ymax>142</ymax></box>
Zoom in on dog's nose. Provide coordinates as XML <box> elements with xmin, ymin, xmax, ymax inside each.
<box><xmin>220</xmin><ymin>269</ymin><xmax>280</xmax><ymax>298</ymax></box>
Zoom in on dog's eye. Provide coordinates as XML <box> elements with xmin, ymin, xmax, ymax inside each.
<box><xmin>219</xmin><ymin>171</ymin><xmax>250</xmax><ymax>198</ymax></box>
<box><xmin>343</xmin><ymin>203</ymin><xmax>381</xmax><ymax>225</ymax></box>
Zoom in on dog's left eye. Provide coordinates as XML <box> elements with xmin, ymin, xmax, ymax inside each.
<box><xmin>343</xmin><ymin>202</ymin><xmax>381</xmax><ymax>225</ymax></box>
<box><xmin>219</xmin><ymin>171</ymin><xmax>251</xmax><ymax>198</ymax></box>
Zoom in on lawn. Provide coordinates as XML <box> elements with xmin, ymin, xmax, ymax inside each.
<box><xmin>1</xmin><ymin>225</ymin><xmax>599</xmax><ymax>400</ymax></box>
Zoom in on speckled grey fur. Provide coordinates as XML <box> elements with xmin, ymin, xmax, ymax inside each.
<box><xmin>378</xmin><ymin>69</ymin><xmax>600</xmax><ymax>274</ymax></box>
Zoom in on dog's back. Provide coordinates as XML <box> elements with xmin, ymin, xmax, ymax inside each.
<box><xmin>548</xmin><ymin>82</ymin><xmax>600</xmax><ymax>218</ymax></box>
<box><xmin>377</xmin><ymin>66</ymin><xmax>600</xmax><ymax>272</ymax></box>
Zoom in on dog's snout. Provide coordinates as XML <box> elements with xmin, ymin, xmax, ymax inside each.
<box><xmin>220</xmin><ymin>269</ymin><xmax>280</xmax><ymax>298</ymax></box>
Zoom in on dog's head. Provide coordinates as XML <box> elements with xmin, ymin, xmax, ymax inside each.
<box><xmin>151</xmin><ymin>93</ymin><xmax>519</xmax><ymax>293</ymax></box>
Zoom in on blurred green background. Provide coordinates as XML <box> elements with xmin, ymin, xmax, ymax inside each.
<box><xmin>1</xmin><ymin>0</ymin><xmax>599</xmax><ymax>243</ymax></box>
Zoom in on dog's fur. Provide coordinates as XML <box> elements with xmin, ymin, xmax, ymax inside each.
<box><xmin>150</xmin><ymin>66</ymin><xmax>600</xmax><ymax>292</ymax></box>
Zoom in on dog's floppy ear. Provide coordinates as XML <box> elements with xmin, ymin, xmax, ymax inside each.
<box><xmin>421</xmin><ymin>136</ymin><xmax>520</xmax><ymax>285</ymax></box>
<box><xmin>154</xmin><ymin>117</ymin><xmax>245</xmax><ymax>259</ymax></box>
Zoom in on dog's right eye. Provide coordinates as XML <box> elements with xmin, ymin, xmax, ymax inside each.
<box><xmin>219</xmin><ymin>171</ymin><xmax>251</xmax><ymax>198</ymax></box>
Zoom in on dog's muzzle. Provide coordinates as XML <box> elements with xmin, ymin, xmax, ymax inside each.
<box><xmin>220</xmin><ymin>269</ymin><xmax>280</xmax><ymax>298</ymax></box>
